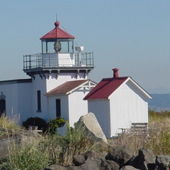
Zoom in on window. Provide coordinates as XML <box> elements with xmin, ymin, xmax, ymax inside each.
<box><xmin>56</xmin><ymin>99</ymin><xmax>61</xmax><ymax>117</ymax></box>
<box><xmin>37</xmin><ymin>90</ymin><xmax>41</xmax><ymax>112</ymax></box>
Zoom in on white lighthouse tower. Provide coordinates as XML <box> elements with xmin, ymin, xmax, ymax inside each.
<box><xmin>23</xmin><ymin>21</ymin><xmax>94</xmax><ymax>86</ymax></box>
<box><xmin>22</xmin><ymin>21</ymin><xmax>95</xmax><ymax>123</ymax></box>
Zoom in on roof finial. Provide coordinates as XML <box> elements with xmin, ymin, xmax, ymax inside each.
<box><xmin>54</xmin><ymin>13</ymin><xmax>60</xmax><ymax>28</ymax></box>
<box><xmin>54</xmin><ymin>21</ymin><xmax>60</xmax><ymax>28</ymax></box>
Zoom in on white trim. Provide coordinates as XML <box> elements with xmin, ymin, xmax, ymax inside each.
<box><xmin>66</xmin><ymin>80</ymin><xmax>96</xmax><ymax>94</ymax></box>
<box><xmin>108</xmin><ymin>77</ymin><xmax>151</xmax><ymax>99</ymax></box>
<box><xmin>127</xmin><ymin>77</ymin><xmax>152</xmax><ymax>99</ymax></box>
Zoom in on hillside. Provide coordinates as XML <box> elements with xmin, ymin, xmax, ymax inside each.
<box><xmin>148</xmin><ymin>94</ymin><xmax>170</xmax><ymax>111</ymax></box>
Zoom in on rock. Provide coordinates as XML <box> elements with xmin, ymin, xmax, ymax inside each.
<box><xmin>105</xmin><ymin>145</ymin><xmax>134</xmax><ymax>167</ymax></box>
<box><xmin>73</xmin><ymin>151</ymin><xmax>106</xmax><ymax>166</ymax></box>
<box><xmin>83</xmin><ymin>151</ymin><xmax>106</xmax><ymax>160</ymax></box>
<box><xmin>57</xmin><ymin>151</ymin><xmax>119</xmax><ymax>170</ymax></box>
<box><xmin>130</xmin><ymin>148</ymin><xmax>156</xmax><ymax>170</ymax></box>
<box><xmin>74</xmin><ymin>112</ymin><xmax>107</xmax><ymax>143</ymax></box>
<box><xmin>101</xmin><ymin>159</ymin><xmax>119</xmax><ymax>170</ymax></box>
<box><xmin>73</xmin><ymin>157</ymin><xmax>119</xmax><ymax>170</ymax></box>
<box><xmin>73</xmin><ymin>154</ymin><xmax>86</xmax><ymax>166</ymax></box>
<box><xmin>76</xmin><ymin>158</ymin><xmax>102</xmax><ymax>170</ymax></box>
<box><xmin>44</xmin><ymin>164</ymin><xmax>68</xmax><ymax>170</ymax></box>
<box><xmin>120</xmin><ymin>165</ymin><xmax>139</xmax><ymax>170</ymax></box>
<box><xmin>156</xmin><ymin>155</ymin><xmax>170</xmax><ymax>170</ymax></box>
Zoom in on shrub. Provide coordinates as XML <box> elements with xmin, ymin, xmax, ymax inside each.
<box><xmin>47</xmin><ymin>117</ymin><xmax>66</xmax><ymax>134</ymax></box>
<box><xmin>22</xmin><ymin>117</ymin><xmax>47</xmax><ymax>131</ymax></box>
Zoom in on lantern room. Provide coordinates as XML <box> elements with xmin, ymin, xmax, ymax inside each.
<box><xmin>23</xmin><ymin>20</ymin><xmax>94</xmax><ymax>77</ymax></box>
<box><xmin>40</xmin><ymin>21</ymin><xmax>75</xmax><ymax>54</ymax></box>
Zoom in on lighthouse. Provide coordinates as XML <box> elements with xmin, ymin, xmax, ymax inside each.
<box><xmin>21</xmin><ymin>21</ymin><xmax>96</xmax><ymax>124</ymax></box>
<box><xmin>23</xmin><ymin>21</ymin><xmax>94</xmax><ymax>86</ymax></box>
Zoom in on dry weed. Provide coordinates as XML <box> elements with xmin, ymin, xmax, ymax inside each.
<box><xmin>114</xmin><ymin>111</ymin><xmax>170</xmax><ymax>156</ymax></box>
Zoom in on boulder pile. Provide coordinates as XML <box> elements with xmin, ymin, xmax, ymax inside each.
<box><xmin>44</xmin><ymin>146</ymin><xmax>170</xmax><ymax>170</ymax></box>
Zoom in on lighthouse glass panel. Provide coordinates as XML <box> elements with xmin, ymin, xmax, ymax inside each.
<box><xmin>42</xmin><ymin>40</ymin><xmax>73</xmax><ymax>54</ymax></box>
<box><xmin>48</xmin><ymin>41</ymin><xmax>56</xmax><ymax>53</ymax></box>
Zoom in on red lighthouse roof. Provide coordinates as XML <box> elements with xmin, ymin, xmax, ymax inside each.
<box><xmin>40</xmin><ymin>21</ymin><xmax>75</xmax><ymax>39</ymax></box>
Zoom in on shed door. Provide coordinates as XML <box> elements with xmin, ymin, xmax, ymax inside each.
<box><xmin>0</xmin><ymin>99</ymin><xmax>6</xmax><ymax>116</ymax></box>
<box><xmin>56</xmin><ymin>99</ymin><xmax>61</xmax><ymax>118</ymax></box>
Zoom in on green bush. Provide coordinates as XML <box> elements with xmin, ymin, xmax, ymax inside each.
<box><xmin>22</xmin><ymin>117</ymin><xmax>47</xmax><ymax>131</ymax></box>
<box><xmin>47</xmin><ymin>117</ymin><xmax>66</xmax><ymax>134</ymax></box>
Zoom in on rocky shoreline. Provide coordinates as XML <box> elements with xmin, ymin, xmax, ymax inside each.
<box><xmin>44</xmin><ymin>145</ymin><xmax>169</xmax><ymax>170</ymax></box>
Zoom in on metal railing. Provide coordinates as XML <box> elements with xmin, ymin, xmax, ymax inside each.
<box><xmin>23</xmin><ymin>52</ymin><xmax>94</xmax><ymax>70</ymax></box>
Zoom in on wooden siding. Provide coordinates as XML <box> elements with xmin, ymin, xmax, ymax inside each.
<box><xmin>88</xmin><ymin>100</ymin><xmax>110</xmax><ymax>137</ymax></box>
<box><xmin>109</xmin><ymin>80</ymin><xmax>148</xmax><ymax>136</ymax></box>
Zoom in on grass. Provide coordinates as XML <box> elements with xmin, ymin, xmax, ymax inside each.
<box><xmin>115</xmin><ymin>110</ymin><xmax>170</xmax><ymax>155</ymax></box>
<box><xmin>42</xmin><ymin>127</ymin><xmax>96</xmax><ymax>166</ymax></box>
<box><xmin>3</xmin><ymin>143</ymin><xmax>49</xmax><ymax>170</ymax></box>
<box><xmin>0</xmin><ymin>114</ymin><xmax>21</xmax><ymax>130</ymax></box>
<box><xmin>0</xmin><ymin>118</ymin><xmax>97</xmax><ymax>169</ymax></box>
<box><xmin>1</xmin><ymin>110</ymin><xmax>170</xmax><ymax>168</ymax></box>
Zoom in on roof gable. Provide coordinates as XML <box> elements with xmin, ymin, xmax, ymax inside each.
<box><xmin>84</xmin><ymin>77</ymin><xmax>128</xmax><ymax>100</ymax></box>
<box><xmin>40</xmin><ymin>21</ymin><xmax>75</xmax><ymax>39</ymax></box>
<box><xmin>126</xmin><ymin>77</ymin><xmax>152</xmax><ymax>99</ymax></box>
<box><xmin>84</xmin><ymin>76</ymin><xmax>152</xmax><ymax>100</ymax></box>
<box><xmin>46</xmin><ymin>79</ymin><xmax>96</xmax><ymax>96</ymax></box>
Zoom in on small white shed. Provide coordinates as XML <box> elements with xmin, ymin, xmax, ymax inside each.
<box><xmin>84</xmin><ymin>68</ymin><xmax>152</xmax><ymax>137</ymax></box>
<box><xmin>46</xmin><ymin>79</ymin><xmax>96</xmax><ymax>127</ymax></box>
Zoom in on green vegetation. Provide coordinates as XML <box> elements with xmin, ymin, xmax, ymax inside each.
<box><xmin>47</xmin><ymin>117</ymin><xmax>66</xmax><ymax>134</ymax></box>
<box><xmin>1</xmin><ymin>110</ymin><xmax>170</xmax><ymax>169</ymax></box>
<box><xmin>2</xmin><ymin>143</ymin><xmax>49</xmax><ymax>170</ymax></box>
<box><xmin>149</xmin><ymin>109</ymin><xmax>170</xmax><ymax>122</ymax></box>
<box><xmin>43</xmin><ymin>127</ymin><xmax>95</xmax><ymax>166</ymax></box>
<box><xmin>22</xmin><ymin>117</ymin><xmax>47</xmax><ymax>131</ymax></box>
<box><xmin>0</xmin><ymin>116</ymin><xmax>96</xmax><ymax>168</ymax></box>
<box><xmin>116</xmin><ymin>110</ymin><xmax>170</xmax><ymax>155</ymax></box>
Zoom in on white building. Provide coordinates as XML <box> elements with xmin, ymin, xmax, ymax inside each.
<box><xmin>0</xmin><ymin>21</ymin><xmax>96</xmax><ymax>124</ymax></box>
<box><xmin>84</xmin><ymin>68</ymin><xmax>152</xmax><ymax>137</ymax></box>
<box><xmin>0</xmin><ymin>20</ymin><xmax>151</xmax><ymax>137</ymax></box>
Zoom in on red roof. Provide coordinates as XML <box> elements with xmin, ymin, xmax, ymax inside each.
<box><xmin>40</xmin><ymin>21</ymin><xmax>75</xmax><ymax>39</ymax></box>
<box><xmin>84</xmin><ymin>77</ymin><xmax>128</xmax><ymax>100</ymax></box>
<box><xmin>46</xmin><ymin>80</ymin><xmax>88</xmax><ymax>95</ymax></box>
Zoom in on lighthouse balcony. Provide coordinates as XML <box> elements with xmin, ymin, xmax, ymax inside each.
<box><xmin>23</xmin><ymin>52</ymin><xmax>94</xmax><ymax>71</ymax></box>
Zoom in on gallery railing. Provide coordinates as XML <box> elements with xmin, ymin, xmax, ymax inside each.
<box><xmin>23</xmin><ymin>52</ymin><xmax>94</xmax><ymax>70</ymax></box>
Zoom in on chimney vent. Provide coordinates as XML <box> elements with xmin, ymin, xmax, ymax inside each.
<box><xmin>113</xmin><ymin>68</ymin><xmax>119</xmax><ymax>78</ymax></box>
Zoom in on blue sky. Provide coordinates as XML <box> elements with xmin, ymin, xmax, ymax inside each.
<box><xmin>0</xmin><ymin>1</ymin><xmax>170</xmax><ymax>94</ymax></box>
